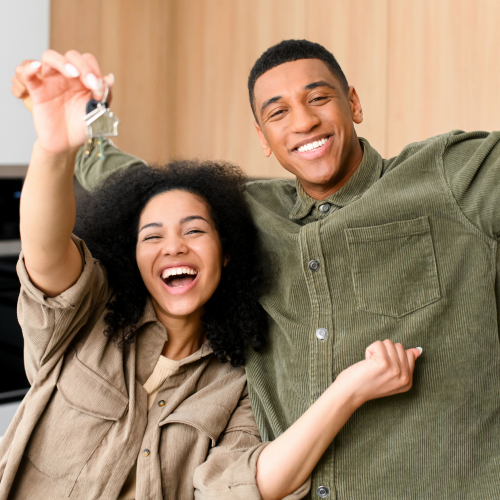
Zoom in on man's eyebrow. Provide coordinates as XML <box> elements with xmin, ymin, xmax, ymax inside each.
<box><xmin>139</xmin><ymin>222</ymin><xmax>162</xmax><ymax>233</ymax></box>
<box><xmin>304</xmin><ymin>80</ymin><xmax>335</xmax><ymax>91</ymax></box>
<box><xmin>180</xmin><ymin>215</ymin><xmax>210</xmax><ymax>225</ymax></box>
<box><xmin>261</xmin><ymin>95</ymin><xmax>282</xmax><ymax>114</ymax></box>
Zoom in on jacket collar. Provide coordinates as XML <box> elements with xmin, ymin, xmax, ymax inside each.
<box><xmin>134</xmin><ymin>297</ymin><xmax>213</xmax><ymax>384</ymax></box>
<box><xmin>289</xmin><ymin>138</ymin><xmax>383</xmax><ymax>221</ymax></box>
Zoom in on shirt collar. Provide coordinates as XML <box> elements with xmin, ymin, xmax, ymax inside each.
<box><xmin>135</xmin><ymin>297</ymin><xmax>160</xmax><ymax>330</ymax></box>
<box><xmin>289</xmin><ymin>137</ymin><xmax>383</xmax><ymax>221</ymax></box>
<box><xmin>135</xmin><ymin>298</ymin><xmax>214</xmax><ymax>384</ymax></box>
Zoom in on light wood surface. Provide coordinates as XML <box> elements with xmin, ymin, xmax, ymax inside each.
<box><xmin>387</xmin><ymin>0</ymin><xmax>500</xmax><ymax>156</ymax></box>
<box><xmin>50</xmin><ymin>0</ymin><xmax>500</xmax><ymax>176</ymax></box>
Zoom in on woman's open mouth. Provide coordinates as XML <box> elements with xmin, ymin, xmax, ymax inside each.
<box><xmin>160</xmin><ymin>266</ymin><xmax>199</xmax><ymax>294</ymax></box>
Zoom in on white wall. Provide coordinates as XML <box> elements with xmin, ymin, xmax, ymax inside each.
<box><xmin>0</xmin><ymin>0</ymin><xmax>50</xmax><ymax>165</ymax></box>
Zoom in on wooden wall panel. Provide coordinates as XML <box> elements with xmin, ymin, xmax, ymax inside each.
<box><xmin>51</xmin><ymin>0</ymin><xmax>175</xmax><ymax>163</ymax></box>
<box><xmin>308</xmin><ymin>0</ymin><xmax>389</xmax><ymax>157</ymax></box>
<box><xmin>50</xmin><ymin>0</ymin><xmax>500</xmax><ymax>175</ymax></box>
<box><xmin>387</xmin><ymin>0</ymin><xmax>500</xmax><ymax>157</ymax></box>
<box><xmin>168</xmin><ymin>0</ymin><xmax>309</xmax><ymax>178</ymax></box>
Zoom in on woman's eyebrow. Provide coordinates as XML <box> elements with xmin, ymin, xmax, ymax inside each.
<box><xmin>180</xmin><ymin>215</ymin><xmax>209</xmax><ymax>224</ymax></box>
<box><xmin>139</xmin><ymin>222</ymin><xmax>162</xmax><ymax>233</ymax></box>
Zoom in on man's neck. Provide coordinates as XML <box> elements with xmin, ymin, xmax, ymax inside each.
<box><xmin>299</xmin><ymin>140</ymin><xmax>364</xmax><ymax>201</ymax></box>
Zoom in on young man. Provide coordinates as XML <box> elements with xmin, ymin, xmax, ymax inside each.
<box><xmin>13</xmin><ymin>40</ymin><xmax>500</xmax><ymax>499</ymax></box>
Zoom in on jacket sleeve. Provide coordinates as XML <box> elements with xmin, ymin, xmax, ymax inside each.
<box><xmin>17</xmin><ymin>235</ymin><xmax>111</xmax><ymax>383</ymax></box>
<box><xmin>443</xmin><ymin>130</ymin><xmax>500</xmax><ymax>240</ymax></box>
<box><xmin>75</xmin><ymin>139</ymin><xmax>147</xmax><ymax>191</ymax></box>
<box><xmin>193</xmin><ymin>386</ymin><xmax>311</xmax><ymax>500</ymax></box>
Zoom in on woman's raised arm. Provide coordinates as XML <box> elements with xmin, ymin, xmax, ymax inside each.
<box><xmin>20</xmin><ymin>50</ymin><xmax>105</xmax><ymax>296</ymax></box>
<box><xmin>256</xmin><ymin>340</ymin><xmax>421</xmax><ymax>500</ymax></box>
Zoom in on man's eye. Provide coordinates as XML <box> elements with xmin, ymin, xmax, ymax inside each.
<box><xmin>270</xmin><ymin>109</ymin><xmax>285</xmax><ymax>118</ymax></box>
<box><xmin>311</xmin><ymin>96</ymin><xmax>327</xmax><ymax>103</ymax></box>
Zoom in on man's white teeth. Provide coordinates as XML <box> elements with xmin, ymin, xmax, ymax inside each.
<box><xmin>161</xmin><ymin>267</ymin><xmax>197</xmax><ymax>279</ymax></box>
<box><xmin>297</xmin><ymin>137</ymin><xmax>328</xmax><ymax>153</ymax></box>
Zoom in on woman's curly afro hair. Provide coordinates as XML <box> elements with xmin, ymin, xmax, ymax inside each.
<box><xmin>74</xmin><ymin>160</ymin><xmax>267</xmax><ymax>367</ymax></box>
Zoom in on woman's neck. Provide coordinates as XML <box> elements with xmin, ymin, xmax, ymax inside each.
<box><xmin>152</xmin><ymin>300</ymin><xmax>204</xmax><ymax>360</ymax></box>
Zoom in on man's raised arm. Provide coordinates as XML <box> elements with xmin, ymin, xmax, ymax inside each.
<box><xmin>75</xmin><ymin>138</ymin><xmax>146</xmax><ymax>191</ymax></box>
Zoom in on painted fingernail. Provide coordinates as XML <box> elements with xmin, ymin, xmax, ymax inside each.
<box><xmin>416</xmin><ymin>347</ymin><xmax>423</xmax><ymax>354</ymax></box>
<box><xmin>86</xmin><ymin>73</ymin><xmax>99</xmax><ymax>90</ymax></box>
<box><xmin>107</xmin><ymin>73</ymin><xmax>115</xmax><ymax>85</ymax></box>
<box><xmin>64</xmin><ymin>63</ymin><xmax>80</xmax><ymax>78</ymax></box>
<box><xmin>30</xmin><ymin>61</ymin><xmax>42</xmax><ymax>70</ymax></box>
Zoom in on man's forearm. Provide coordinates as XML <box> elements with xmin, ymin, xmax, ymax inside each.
<box><xmin>75</xmin><ymin>139</ymin><xmax>146</xmax><ymax>191</ymax></box>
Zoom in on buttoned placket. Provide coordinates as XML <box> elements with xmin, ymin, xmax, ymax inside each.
<box><xmin>299</xmin><ymin>219</ymin><xmax>336</xmax><ymax>499</ymax></box>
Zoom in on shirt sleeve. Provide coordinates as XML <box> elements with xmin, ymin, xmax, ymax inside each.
<box><xmin>17</xmin><ymin>235</ymin><xmax>112</xmax><ymax>383</ymax></box>
<box><xmin>75</xmin><ymin>139</ymin><xmax>147</xmax><ymax>191</ymax></box>
<box><xmin>443</xmin><ymin>130</ymin><xmax>500</xmax><ymax>240</ymax></box>
<box><xmin>193</xmin><ymin>386</ymin><xmax>311</xmax><ymax>500</ymax></box>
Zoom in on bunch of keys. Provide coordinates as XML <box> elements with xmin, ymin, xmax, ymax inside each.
<box><xmin>83</xmin><ymin>81</ymin><xmax>119</xmax><ymax>159</ymax></box>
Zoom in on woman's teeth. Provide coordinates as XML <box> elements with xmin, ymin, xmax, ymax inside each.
<box><xmin>161</xmin><ymin>267</ymin><xmax>197</xmax><ymax>280</ymax></box>
<box><xmin>297</xmin><ymin>137</ymin><xmax>329</xmax><ymax>153</ymax></box>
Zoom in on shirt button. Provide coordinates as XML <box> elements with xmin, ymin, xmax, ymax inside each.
<box><xmin>319</xmin><ymin>203</ymin><xmax>330</xmax><ymax>213</ymax></box>
<box><xmin>308</xmin><ymin>260</ymin><xmax>320</xmax><ymax>271</ymax></box>
<box><xmin>158</xmin><ymin>400</ymin><xmax>166</xmax><ymax>407</ymax></box>
<box><xmin>316</xmin><ymin>328</ymin><xmax>328</xmax><ymax>340</ymax></box>
<box><xmin>143</xmin><ymin>449</ymin><xmax>150</xmax><ymax>457</ymax></box>
<box><xmin>317</xmin><ymin>485</ymin><xmax>330</xmax><ymax>498</ymax></box>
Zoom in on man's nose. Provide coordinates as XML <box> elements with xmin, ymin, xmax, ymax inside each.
<box><xmin>289</xmin><ymin>105</ymin><xmax>320</xmax><ymax>134</ymax></box>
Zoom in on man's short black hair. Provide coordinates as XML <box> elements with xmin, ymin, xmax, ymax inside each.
<box><xmin>248</xmin><ymin>39</ymin><xmax>349</xmax><ymax>120</ymax></box>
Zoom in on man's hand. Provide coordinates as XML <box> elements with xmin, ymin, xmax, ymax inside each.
<box><xmin>11</xmin><ymin>55</ymin><xmax>114</xmax><ymax>114</ymax></box>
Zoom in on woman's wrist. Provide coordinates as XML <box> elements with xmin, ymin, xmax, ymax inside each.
<box><xmin>32</xmin><ymin>139</ymin><xmax>80</xmax><ymax>161</ymax></box>
<box><xmin>329</xmin><ymin>370</ymin><xmax>367</xmax><ymax>411</ymax></box>
<box><xmin>33</xmin><ymin>139</ymin><xmax>80</xmax><ymax>158</ymax></box>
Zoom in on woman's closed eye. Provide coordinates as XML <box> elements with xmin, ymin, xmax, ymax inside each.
<box><xmin>143</xmin><ymin>234</ymin><xmax>161</xmax><ymax>241</ymax></box>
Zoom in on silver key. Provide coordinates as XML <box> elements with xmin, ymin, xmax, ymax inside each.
<box><xmin>83</xmin><ymin>82</ymin><xmax>119</xmax><ymax>159</ymax></box>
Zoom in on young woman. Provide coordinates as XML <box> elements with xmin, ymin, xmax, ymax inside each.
<box><xmin>0</xmin><ymin>50</ymin><xmax>421</xmax><ymax>500</ymax></box>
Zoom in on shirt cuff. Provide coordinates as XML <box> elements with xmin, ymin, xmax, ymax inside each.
<box><xmin>16</xmin><ymin>235</ymin><xmax>97</xmax><ymax>309</ymax></box>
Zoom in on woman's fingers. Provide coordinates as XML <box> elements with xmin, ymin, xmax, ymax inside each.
<box><xmin>365</xmin><ymin>340</ymin><xmax>385</xmax><ymax>360</ymax></box>
<box><xmin>383</xmin><ymin>339</ymin><xmax>403</xmax><ymax>369</ymax></box>
<box><xmin>22</xmin><ymin>61</ymin><xmax>43</xmax><ymax>91</ymax></box>
<box><xmin>40</xmin><ymin>49</ymin><xmax>79</xmax><ymax>79</ymax></box>
<box><xmin>406</xmin><ymin>347</ymin><xmax>422</xmax><ymax>373</ymax></box>
<box><xmin>82</xmin><ymin>53</ymin><xmax>114</xmax><ymax>103</ymax></box>
<box><xmin>11</xmin><ymin>74</ymin><xmax>28</xmax><ymax>98</ymax></box>
<box><xmin>65</xmin><ymin>50</ymin><xmax>104</xmax><ymax>99</ymax></box>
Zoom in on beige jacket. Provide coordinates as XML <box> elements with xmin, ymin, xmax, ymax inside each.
<box><xmin>0</xmin><ymin>237</ymin><xmax>310</xmax><ymax>500</ymax></box>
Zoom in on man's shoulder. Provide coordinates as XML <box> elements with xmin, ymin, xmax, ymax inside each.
<box><xmin>244</xmin><ymin>178</ymin><xmax>297</xmax><ymax>213</ymax></box>
<box><xmin>384</xmin><ymin>130</ymin><xmax>500</xmax><ymax>174</ymax></box>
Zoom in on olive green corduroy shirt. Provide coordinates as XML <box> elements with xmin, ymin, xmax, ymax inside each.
<box><xmin>76</xmin><ymin>130</ymin><xmax>500</xmax><ymax>500</ymax></box>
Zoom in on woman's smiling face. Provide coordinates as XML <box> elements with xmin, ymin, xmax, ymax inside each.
<box><xmin>136</xmin><ymin>189</ymin><xmax>224</xmax><ymax>323</ymax></box>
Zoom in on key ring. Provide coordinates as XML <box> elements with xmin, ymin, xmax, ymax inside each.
<box><xmin>99</xmin><ymin>81</ymin><xmax>109</xmax><ymax>107</ymax></box>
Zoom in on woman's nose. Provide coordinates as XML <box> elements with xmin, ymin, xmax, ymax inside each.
<box><xmin>161</xmin><ymin>235</ymin><xmax>188</xmax><ymax>256</ymax></box>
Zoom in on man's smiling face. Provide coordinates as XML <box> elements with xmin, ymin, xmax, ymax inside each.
<box><xmin>253</xmin><ymin>58</ymin><xmax>364</xmax><ymax>200</ymax></box>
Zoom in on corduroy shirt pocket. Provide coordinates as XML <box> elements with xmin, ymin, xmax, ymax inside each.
<box><xmin>345</xmin><ymin>216</ymin><xmax>441</xmax><ymax>318</ymax></box>
<box><xmin>25</xmin><ymin>353</ymin><xmax>129</xmax><ymax>497</ymax></box>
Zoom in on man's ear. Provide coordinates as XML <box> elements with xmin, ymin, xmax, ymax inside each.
<box><xmin>348</xmin><ymin>86</ymin><xmax>363</xmax><ymax>125</ymax></box>
<box><xmin>254</xmin><ymin>121</ymin><xmax>273</xmax><ymax>157</ymax></box>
